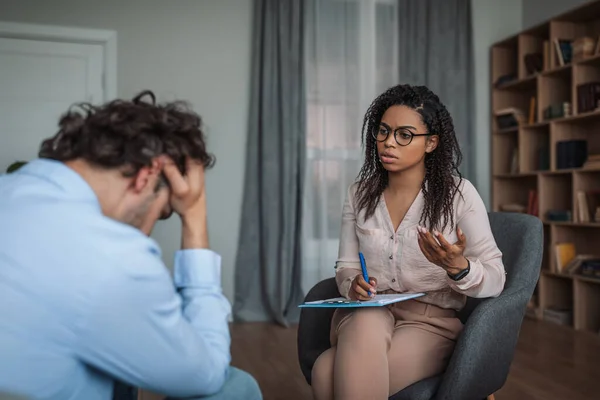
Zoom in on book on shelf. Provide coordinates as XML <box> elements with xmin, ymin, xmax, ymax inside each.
<box><xmin>495</xmin><ymin>108</ymin><xmax>524</xmax><ymax>130</ymax></box>
<box><xmin>583</xmin><ymin>153</ymin><xmax>600</xmax><ymax>169</ymax></box>
<box><xmin>543</xmin><ymin>102</ymin><xmax>572</xmax><ymax>120</ymax></box>
<box><xmin>556</xmin><ymin>139</ymin><xmax>586</xmax><ymax>169</ymax></box>
<box><xmin>550</xmin><ymin>35</ymin><xmax>600</xmax><ymax>67</ymax></box>
<box><xmin>527</xmin><ymin>190</ymin><xmax>538</xmax><ymax>217</ymax></box>
<box><xmin>499</xmin><ymin>204</ymin><xmax>527</xmax><ymax>213</ymax></box>
<box><xmin>498</xmin><ymin>190</ymin><xmax>537</xmax><ymax>216</ymax></box>
<box><xmin>553</xmin><ymin>38</ymin><xmax>572</xmax><ymax>66</ymax></box>
<box><xmin>543</xmin><ymin>40</ymin><xmax>551</xmax><ymax>70</ymax></box>
<box><xmin>576</xmin><ymin>191</ymin><xmax>591</xmax><ymax>223</ymax></box>
<box><xmin>580</xmin><ymin>259</ymin><xmax>600</xmax><ymax>279</ymax></box>
<box><xmin>546</xmin><ymin>209</ymin><xmax>572</xmax><ymax>222</ymax></box>
<box><xmin>574</xmin><ymin>189</ymin><xmax>600</xmax><ymax>223</ymax></box>
<box><xmin>554</xmin><ymin>242</ymin><xmax>576</xmax><ymax>273</ymax></box>
<box><xmin>564</xmin><ymin>254</ymin><xmax>597</xmax><ymax>275</ymax></box>
<box><xmin>576</xmin><ymin>82</ymin><xmax>600</xmax><ymax>114</ymax></box>
<box><xmin>494</xmin><ymin>73</ymin><xmax>518</xmax><ymax>88</ymax></box>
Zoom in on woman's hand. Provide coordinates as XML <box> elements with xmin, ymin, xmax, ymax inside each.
<box><xmin>417</xmin><ymin>226</ymin><xmax>469</xmax><ymax>275</ymax></box>
<box><xmin>349</xmin><ymin>274</ymin><xmax>378</xmax><ymax>301</ymax></box>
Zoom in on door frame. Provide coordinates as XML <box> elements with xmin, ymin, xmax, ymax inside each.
<box><xmin>0</xmin><ymin>21</ymin><xmax>117</xmax><ymax>101</ymax></box>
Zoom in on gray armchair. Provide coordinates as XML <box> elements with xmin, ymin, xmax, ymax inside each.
<box><xmin>297</xmin><ymin>212</ymin><xmax>543</xmax><ymax>400</ymax></box>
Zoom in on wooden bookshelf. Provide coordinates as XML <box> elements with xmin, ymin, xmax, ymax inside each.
<box><xmin>491</xmin><ymin>1</ymin><xmax>600</xmax><ymax>335</ymax></box>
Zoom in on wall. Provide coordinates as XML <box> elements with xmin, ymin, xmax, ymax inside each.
<box><xmin>0</xmin><ymin>0</ymin><xmax>550</xmax><ymax>302</ymax></box>
<box><xmin>0</xmin><ymin>0</ymin><xmax>252</xmax><ymax>303</ymax></box>
<box><xmin>523</xmin><ymin>0</ymin><xmax>591</xmax><ymax>28</ymax></box>
<box><xmin>471</xmin><ymin>0</ymin><xmax>523</xmax><ymax>208</ymax></box>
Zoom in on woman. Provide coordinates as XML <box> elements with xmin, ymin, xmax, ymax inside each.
<box><xmin>311</xmin><ymin>84</ymin><xmax>505</xmax><ymax>400</ymax></box>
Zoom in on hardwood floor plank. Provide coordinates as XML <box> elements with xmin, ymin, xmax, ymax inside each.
<box><xmin>495</xmin><ymin>319</ymin><xmax>600</xmax><ymax>400</ymax></box>
<box><xmin>230</xmin><ymin>319</ymin><xmax>600</xmax><ymax>400</ymax></box>
<box><xmin>231</xmin><ymin>323</ymin><xmax>312</xmax><ymax>400</ymax></box>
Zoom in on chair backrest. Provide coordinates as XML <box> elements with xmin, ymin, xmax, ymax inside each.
<box><xmin>457</xmin><ymin>212</ymin><xmax>543</xmax><ymax>323</ymax></box>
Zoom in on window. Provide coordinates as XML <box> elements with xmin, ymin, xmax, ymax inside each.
<box><xmin>302</xmin><ymin>0</ymin><xmax>398</xmax><ymax>292</ymax></box>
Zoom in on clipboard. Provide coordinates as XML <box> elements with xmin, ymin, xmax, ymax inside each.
<box><xmin>298</xmin><ymin>293</ymin><xmax>425</xmax><ymax>308</ymax></box>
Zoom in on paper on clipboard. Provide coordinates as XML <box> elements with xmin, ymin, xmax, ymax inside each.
<box><xmin>299</xmin><ymin>292</ymin><xmax>425</xmax><ymax>308</ymax></box>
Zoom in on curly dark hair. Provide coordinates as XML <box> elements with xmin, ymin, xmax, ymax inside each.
<box><xmin>39</xmin><ymin>90</ymin><xmax>215</xmax><ymax>176</ymax></box>
<box><xmin>355</xmin><ymin>84</ymin><xmax>463</xmax><ymax>232</ymax></box>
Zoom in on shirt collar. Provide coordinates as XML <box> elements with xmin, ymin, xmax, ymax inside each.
<box><xmin>18</xmin><ymin>158</ymin><xmax>101</xmax><ymax>210</ymax></box>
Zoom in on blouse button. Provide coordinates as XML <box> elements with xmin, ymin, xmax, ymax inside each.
<box><xmin>392</xmin><ymin>278</ymin><xmax>396</xmax><ymax>283</ymax></box>
<box><xmin>390</xmin><ymin>235</ymin><xmax>394</xmax><ymax>240</ymax></box>
<box><xmin>389</xmin><ymin>255</ymin><xmax>393</xmax><ymax>259</ymax></box>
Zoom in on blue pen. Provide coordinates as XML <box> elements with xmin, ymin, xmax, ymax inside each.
<box><xmin>358</xmin><ymin>252</ymin><xmax>371</xmax><ymax>296</ymax></box>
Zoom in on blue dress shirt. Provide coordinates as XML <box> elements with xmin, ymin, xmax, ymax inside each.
<box><xmin>0</xmin><ymin>159</ymin><xmax>232</xmax><ymax>400</ymax></box>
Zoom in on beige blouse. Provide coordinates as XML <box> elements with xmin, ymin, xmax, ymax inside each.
<box><xmin>335</xmin><ymin>178</ymin><xmax>506</xmax><ymax>311</ymax></box>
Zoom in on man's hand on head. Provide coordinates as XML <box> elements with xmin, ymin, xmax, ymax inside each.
<box><xmin>162</xmin><ymin>157</ymin><xmax>209</xmax><ymax>249</ymax></box>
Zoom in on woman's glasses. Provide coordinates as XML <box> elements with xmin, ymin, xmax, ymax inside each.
<box><xmin>372</xmin><ymin>126</ymin><xmax>433</xmax><ymax>146</ymax></box>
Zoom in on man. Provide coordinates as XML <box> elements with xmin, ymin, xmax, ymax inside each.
<box><xmin>0</xmin><ymin>91</ymin><xmax>262</xmax><ymax>400</ymax></box>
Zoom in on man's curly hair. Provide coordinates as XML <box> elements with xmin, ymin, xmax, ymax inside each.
<box><xmin>39</xmin><ymin>90</ymin><xmax>215</xmax><ymax>176</ymax></box>
<box><xmin>355</xmin><ymin>84</ymin><xmax>463</xmax><ymax>232</ymax></box>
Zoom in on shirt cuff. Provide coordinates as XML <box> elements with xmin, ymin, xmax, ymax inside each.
<box><xmin>173</xmin><ymin>249</ymin><xmax>222</xmax><ymax>289</ymax></box>
<box><xmin>447</xmin><ymin>257</ymin><xmax>484</xmax><ymax>291</ymax></box>
<box><xmin>335</xmin><ymin>266</ymin><xmax>361</xmax><ymax>299</ymax></box>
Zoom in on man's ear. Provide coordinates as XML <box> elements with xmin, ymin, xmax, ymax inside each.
<box><xmin>425</xmin><ymin>135</ymin><xmax>439</xmax><ymax>153</ymax></box>
<box><xmin>131</xmin><ymin>159</ymin><xmax>162</xmax><ymax>193</ymax></box>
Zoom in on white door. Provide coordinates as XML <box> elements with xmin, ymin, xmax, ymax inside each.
<box><xmin>0</xmin><ymin>37</ymin><xmax>104</xmax><ymax>172</ymax></box>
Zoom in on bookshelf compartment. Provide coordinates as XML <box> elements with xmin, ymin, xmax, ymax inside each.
<box><xmin>573</xmin><ymin>170</ymin><xmax>600</xmax><ymax>223</ymax></box>
<box><xmin>493</xmin><ymin>175</ymin><xmax>537</xmax><ymax>214</ymax></box>
<box><xmin>574</xmin><ymin>278</ymin><xmax>600</xmax><ymax>333</ymax></box>
<box><xmin>549</xmin><ymin>21</ymin><xmax>585</xmax><ymax>69</ymax></box>
<box><xmin>492</xmin><ymin>132</ymin><xmax>519</xmax><ymax>175</ymax></box>
<box><xmin>551</xmin><ymin>225</ymin><xmax>600</xmax><ymax>273</ymax></box>
<box><xmin>519</xmin><ymin>125</ymin><xmax>550</xmax><ymax>172</ymax></box>
<box><xmin>539</xmin><ymin>173</ymin><xmax>573</xmax><ymax>223</ymax></box>
<box><xmin>573</xmin><ymin>61</ymin><xmax>600</xmax><ymax>114</ymax></box>
<box><xmin>549</xmin><ymin>120</ymin><xmax>600</xmax><ymax>170</ymax></box>
<box><xmin>492</xmin><ymin>90</ymin><xmax>535</xmax><ymax>130</ymax></box>
<box><xmin>492</xmin><ymin>38</ymin><xmax>518</xmax><ymax>88</ymax></box>
<box><xmin>539</xmin><ymin>273</ymin><xmax>574</xmax><ymax>327</ymax></box>
<box><xmin>539</xmin><ymin>73</ymin><xmax>573</xmax><ymax>122</ymax></box>
<box><xmin>519</xmin><ymin>30</ymin><xmax>548</xmax><ymax>78</ymax></box>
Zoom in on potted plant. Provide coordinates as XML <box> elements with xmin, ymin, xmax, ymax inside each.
<box><xmin>6</xmin><ymin>161</ymin><xmax>27</xmax><ymax>173</ymax></box>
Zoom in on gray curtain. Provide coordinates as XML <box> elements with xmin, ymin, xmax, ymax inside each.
<box><xmin>233</xmin><ymin>0</ymin><xmax>306</xmax><ymax>326</ymax></box>
<box><xmin>398</xmin><ymin>0</ymin><xmax>474</xmax><ymax>180</ymax></box>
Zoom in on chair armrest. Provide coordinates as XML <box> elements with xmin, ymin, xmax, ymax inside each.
<box><xmin>297</xmin><ymin>278</ymin><xmax>339</xmax><ymax>385</ymax></box>
<box><xmin>434</xmin><ymin>290</ymin><xmax>529</xmax><ymax>400</ymax></box>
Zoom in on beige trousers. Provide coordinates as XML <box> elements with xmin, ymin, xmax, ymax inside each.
<box><xmin>311</xmin><ymin>299</ymin><xmax>463</xmax><ymax>400</ymax></box>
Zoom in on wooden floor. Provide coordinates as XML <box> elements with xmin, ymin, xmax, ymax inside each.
<box><xmin>230</xmin><ymin>318</ymin><xmax>600</xmax><ymax>400</ymax></box>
